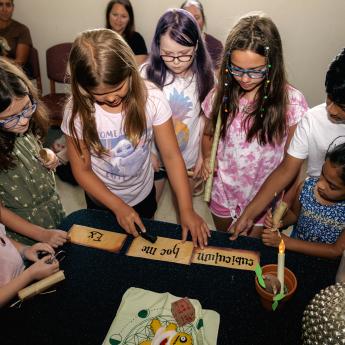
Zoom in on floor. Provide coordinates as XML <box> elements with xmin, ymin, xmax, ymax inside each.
<box><xmin>55</xmin><ymin>176</ymin><xmax>216</xmax><ymax>230</ymax></box>
<box><xmin>56</xmin><ymin>175</ymin><xmax>292</xmax><ymax>236</ymax></box>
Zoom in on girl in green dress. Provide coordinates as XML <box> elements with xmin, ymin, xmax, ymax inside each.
<box><xmin>0</xmin><ymin>58</ymin><xmax>66</xmax><ymax>246</ymax></box>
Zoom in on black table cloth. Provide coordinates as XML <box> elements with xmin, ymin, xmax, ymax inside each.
<box><xmin>0</xmin><ymin>209</ymin><xmax>339</xmax><ymax>345</ymax></box>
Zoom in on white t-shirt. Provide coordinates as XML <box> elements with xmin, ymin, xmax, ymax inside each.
<box><xmin>288</xmin><ymin>103</ymin><xmax>345</xmax><ymax>176</ymax></box>
<box><xmin>141</xmin><ymin>67</ymin><xmax>202</xmax><ymax>169</ymax></box>
<box><xmin>61</xmin><ymin>82</ymin><xmax>172</xmax><ymax>206</ymax></box>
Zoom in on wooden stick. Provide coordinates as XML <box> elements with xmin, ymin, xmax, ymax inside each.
<box><xmin>18</xmin><ymin>270</ymin><xmax>65</xmax><ymax>301</ymax></box>
<box><xmin>204</xmin><ymin>110</ymin><xmax>222</xmax><ymax>202</ymax></box>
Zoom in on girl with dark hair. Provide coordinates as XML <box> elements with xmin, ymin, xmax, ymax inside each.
<box><xmin>262</xmin><ymin>140</ymin><xmax>345</xmax><ymax>259</ymax></box>
<box><xmin>201</xmin><ymin>12</ymin><xmax>308</xmax><ymax>234</ymax></box>
<box><xmin>0</xmin><ymin>58</ymin><xmax>66</xmax><ymax>246</ymax></box>
<box><xmin>105</xmin><ymin>0</ymin><xmax>147</xmax><ymax>65</ymax></box>
<box><xmin>142</xmin><ymin>8</ymin><xmax>214</xmax><ymax>202</ymax></box>
<box><xmin>181</xmin><ymin>0</ymin><xmax>223</xmax><ymax>70</ymax></box>
<box><xmin>61</xmin><ymin>29</ymin><xmax>210</xmax><ymax>249</ymax></box>
<box><xmin>231</xmin><ymin>48</ymin><xmax>345</xmax><ymax>240</ymax></box>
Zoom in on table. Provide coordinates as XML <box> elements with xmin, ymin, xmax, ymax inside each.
<box><xmin>0</xmin><ymin>209</ymin><xmax>339</xmax><ymax>345</ymax></box>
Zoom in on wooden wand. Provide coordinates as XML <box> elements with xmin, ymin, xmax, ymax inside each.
<box><xmin>204</xmin><ymin>110</ymin><xmax>222</xmax><ymax>202</ymax></box>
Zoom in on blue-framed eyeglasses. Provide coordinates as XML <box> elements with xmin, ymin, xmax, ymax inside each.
<box><xmin>228</xmin><ymin>65</ymin><xmax>267</xmax><ymax>79</ymax></box>
<box><xmin>0</xmin><ymin>95</ymin><xmax>37</xmax><ymax>129</ymax></box>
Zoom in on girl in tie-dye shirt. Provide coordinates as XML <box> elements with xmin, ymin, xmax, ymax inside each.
<box><xmin>201</xmin><ymin>13</ymin><xmax>308</xmax><ymax>234</ymax></box>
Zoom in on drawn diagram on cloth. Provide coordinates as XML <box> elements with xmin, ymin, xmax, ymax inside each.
<box><xmin>107</xmin><ymin>308</ymin><xmax>203</xmax><ymax>345</ymax></box>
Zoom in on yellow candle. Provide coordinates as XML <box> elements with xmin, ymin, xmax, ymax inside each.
<box><xmin>277</xmin><ymin>239</ymin><xmax>285</xmax><ymax>294</ymax></box>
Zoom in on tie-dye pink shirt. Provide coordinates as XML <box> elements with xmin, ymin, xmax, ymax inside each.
<box><xmin>202</xmin><ymin>85</ymin><xmax>308</xmax><ymax>224</ymax></box>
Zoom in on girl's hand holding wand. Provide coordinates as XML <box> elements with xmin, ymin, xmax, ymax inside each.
<box><xmin>262</xmin><ymin>229</ymin><xmax>286</xmax><ymax>247</ymax></box>
<box><xmin>39</xmin><ymin>148</ymin><xmax>60</xmax><ymax>171</ymax></box>
<box><xmin>263</xmin><ymin>208</ymin><xmax>283</xmax><ymax>231</ymax></box>
<box><xmin>201</xmin><ymin>156</ymin><xmax>212</xmax><ymax>181</ymax></box>
<box><xmin>262</xmin><ymin>201</ymin><xmax>288</xmax><ymax>247</ymax></box>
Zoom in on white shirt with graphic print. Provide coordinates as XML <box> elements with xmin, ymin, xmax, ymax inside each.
<box><xmin>141</xmin><ymin>67</ymin><xmax>202</xmax><ymax>169</ymax></box>
<box><xmin>61</xmin><ymin>82</ymin><xmax>172</xmax><ymax>206</ymax></box>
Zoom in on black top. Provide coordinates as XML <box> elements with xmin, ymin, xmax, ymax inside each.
<box><xmin>125</xmin><ymin>31</ymin><xmax>147</xmax><ymax>55</ymax></box>
<box><xmin>0</xmin><ymin>209</ymin><xmax>339</xmax><ymax>345</ymax></box>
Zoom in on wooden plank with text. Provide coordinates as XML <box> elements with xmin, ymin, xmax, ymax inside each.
<box><xmin>192</xmin><ymin>246</ymin><xmax>259</xmax><ymax>271</ymax></box>
<box><xmin>126</xmin><ymin>236</ymin><xmax>194</xmax><ymax>265</ymax></box>
<box><xmin>68</xmin><ymin>225</ymin><xmax>127</xmax><ymax>253</ymax></box>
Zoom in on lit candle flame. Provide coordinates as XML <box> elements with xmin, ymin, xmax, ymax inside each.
<box><xmin>279</xmin><ymin>239</ymin><xmax>285</xmax><ymax>254</ymax></box>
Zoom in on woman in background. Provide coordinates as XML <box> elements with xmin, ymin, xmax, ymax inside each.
<box><xmin>106</xmin><ymin>0</ymin><xmax>147</xmax><ymax>65</ymax></box>
<box><xmin>181</xmin><ymin>0</ymin><xmax>223</xmax><ymax>70</ymax></box>
<box><xmin>0</xmin><ymin>0</ymin><xmax>31</xmax><ymax>67</ymax></box>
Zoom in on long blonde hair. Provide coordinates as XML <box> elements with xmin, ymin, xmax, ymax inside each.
<box><xmin>68</xmin><ymin>29</ymin><xmax>147</xmax><ymax>156</ymax></box>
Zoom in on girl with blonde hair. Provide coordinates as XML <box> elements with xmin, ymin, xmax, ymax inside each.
<box><xmin>61</xmin><ymin>29</ymin><xmax>210</xmax><ymax>248</ymax></box>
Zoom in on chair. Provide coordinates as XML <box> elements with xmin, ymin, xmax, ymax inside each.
<box><xmin>26</xmin><ymin>46</ymin><xmax>43</xmax><ymax>95</ymax></box>
<box><xmin>42</xmin><ymin>42</ymin><xmax>72</xmax><ymax>127</ymax></box>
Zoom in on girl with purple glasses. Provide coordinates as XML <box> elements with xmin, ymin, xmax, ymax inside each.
<box><xmin>141</xmin><ymin>8</ymin><xmax>214</xmax><ymax>202</ymax></box>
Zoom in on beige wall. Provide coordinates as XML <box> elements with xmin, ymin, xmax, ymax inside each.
<box><xmin>14</xmin><ymin>0</ymin><xmax>345</xmax><ymax>106</ymax></box>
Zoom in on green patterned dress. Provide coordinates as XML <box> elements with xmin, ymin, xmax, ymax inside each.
<box><xmin>0</xmin><ymin>132</ymin><xmax>65</xmax><ymax>245</ymax></box>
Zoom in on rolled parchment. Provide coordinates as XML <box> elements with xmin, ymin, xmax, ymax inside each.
<box><xmin>204</xmin><ymin>110</ymin><xmax>222</xmax><ymax>202</ymax></box>
<box><xmin>272</xmin><ymin>201</ymin><xmax>288</xmax><ymax>228</ymax></box>
<box><xmin>18</xmin><ymin>270</ymin><xmax>65</xmax><ymax>301</ymax></box>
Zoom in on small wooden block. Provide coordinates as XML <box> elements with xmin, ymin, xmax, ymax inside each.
<box><xmin>171</xmin><ymin>298</ymin><xmax>195</xmax><ymax>326</ymax></box>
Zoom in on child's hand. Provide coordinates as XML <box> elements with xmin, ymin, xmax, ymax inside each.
<box><xmin>262</xmin><ymin>229</ymin><xmax>282</xmax><ymax>247</ymax></box>
<box><xmin>114</xmin><ymin>202</ymin><xmax>145</xmax><ymax>237</ymax></box>
<box><xmin>26</xmin><ymin>257</ymin><xmax>60</xmax><ymax>280</ymax></box>
<box><xmin>264</xmin><ymin>209</ymin><xmax>283</xmax><ymax>230</ymax></box>
<box><xmin>39</xmin><ymin>229</ymin><xmax>68</xmax><ymax>248</ymax></box>
<box><xmin>39</xmin><ymin>148</ymin><xmax>60</xmax><ymax>171</ymax></box>
<box><xmin>201</xmin><ymin>156</ymin><xmax>213</xmax><ymax>181</ymax></box>
<box><xmin>150</xmin><ymin>153</ymin><xmax>161</xmax><ymax>172</ymax></box>
<box><xmin>23</xmin><ymin>243</ymin><xmax>55</xmax><ymax>262</ymax></box>
<box><xmin>191</xmin><ymin>155</ymin><xmax>203</xmax><ymax>179</ymax></box>
<box><xmin>228</xmin><ymin>216</ymin><xmax>254</xmax><ymax>240</ymax></box>
<box><xmin>180</xmin><ymin>209</ymin><xmax>211</xmax><ymax>249</ymax></box>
